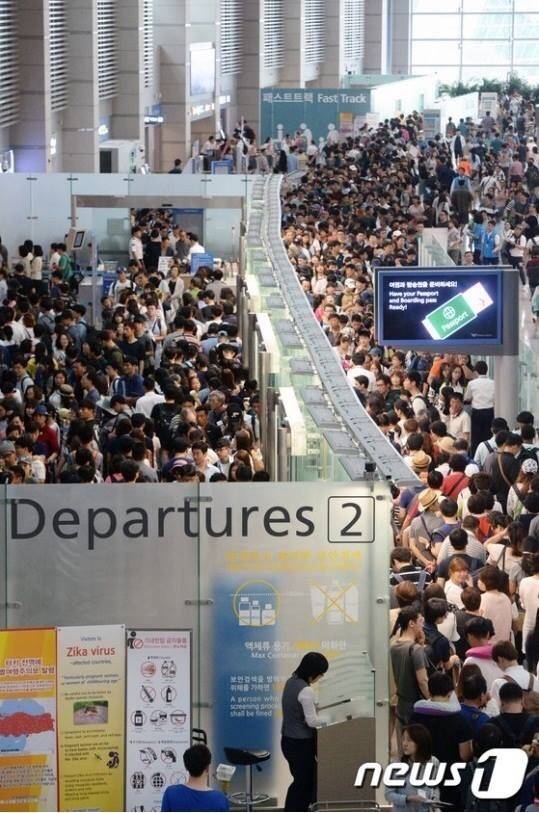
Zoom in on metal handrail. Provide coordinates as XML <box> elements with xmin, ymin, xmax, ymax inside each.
<box><xmin>261</xmin><ymin>174</ymin><xmax>419</xmax><ymax>488</ymax></box>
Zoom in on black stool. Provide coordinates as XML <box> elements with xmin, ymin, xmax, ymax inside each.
<box><xmin>224</xmin><ymin>747</ymin><xmax>271</xmax><ymax>811</ymax></box>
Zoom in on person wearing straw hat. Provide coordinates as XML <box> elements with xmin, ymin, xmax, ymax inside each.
<box><xmin>437</xmin><ymin>435</ymin><xmax>457</xmax><ymax>457</ymax></box>
<box><xmin>410</xmin><ymin>451</ymin><xmax>432</xmax><ymax>483</ymax></box>
<box><xmin>409</xmin><ymin>489</ymin><xmax>443</xmax><ymax>571</ymax></box>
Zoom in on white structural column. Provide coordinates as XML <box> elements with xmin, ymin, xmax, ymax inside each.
<box><xmin>112</xmin><ymin>0</ymin><xmax>144</xmax><ymax>142</ymax></box>
<box><xmin>236</xmin><ymin>0</ymin><xmax>263</xmax><ymax>130</ymax></box>
<box><xmin>63</xmin><ymin>0</ymin><xmax>100</xmax><ymax>172</ymax></box>
<box><xmin>319</xmin><ymin>0</ymin><xmax>343</xmax><ymax>87</ymax></box>
<box><xmin>11</xmin><ymin>0</ymin><xmax>48</xmax><ymax>171</ymax></box>
<box><xmin>190</xmin><ymin>0</ymin><xmax>220</xmax><ymax>152</ymax></box>
<box><xmin>364</xmin><ymin>0</ymin><xmax>388</xmax><ymax>75</ymax></box>
<box><xmin>390</xmin><ymin>0</ymin><xmax>412</xmax><ymax>75</ymax></box>
<box><xmin>281</xmin><ymin>0</ymin><xmax>303</xmax><ymax>87</ymax></box>
<box><xmin>495</xmin><ymin>356</ymin><xmax>520</xmax><ymax>430</ymax></box>
<box><xmin>154</xmin><ymin>0</ymin><xmax>189</xmax><ymax>167</ymax></box>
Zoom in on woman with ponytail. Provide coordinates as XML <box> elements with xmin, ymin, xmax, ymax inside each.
<box><xmin>390</xmin><ymin>607</ymin><xmax>430</xmax><ymax>728</ymax></box>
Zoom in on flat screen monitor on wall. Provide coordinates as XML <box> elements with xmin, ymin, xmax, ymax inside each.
<box><xmin>190</xmin><ymin>43</ymin><xmax>215</xmax><ymax>97</ymax></box>
<box><xmin>375</xmin><ymin>268</ymin><xmax>503</xmax><ymax>350</ymax></box>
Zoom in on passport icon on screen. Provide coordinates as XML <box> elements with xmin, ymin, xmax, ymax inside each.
<box><xmin>422</xmin><ymin>282</ymin><xmax>493</xmax><ymax>340</ymax></box>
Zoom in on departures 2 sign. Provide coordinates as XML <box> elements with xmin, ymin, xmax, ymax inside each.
<box><xmin>7</xmin><ymin>487</ymin><xmax>376</xmax><ymax>550</ymax></box>
<box><xmin>376</xmin><ymin>269</ymin><xmax>503</xmax><ymax>348</ymax></box>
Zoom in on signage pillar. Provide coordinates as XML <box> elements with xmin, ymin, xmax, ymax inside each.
<box><xmin>494</xmin><ymin>355</ymin><xmax>519</xmax><ymax>428</ymax></box>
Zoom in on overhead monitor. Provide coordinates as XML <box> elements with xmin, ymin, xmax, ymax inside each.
<box><xmin>375</xmin><ymin>268</ymin><xmax>503</xmax><ymax>350</ymax></box>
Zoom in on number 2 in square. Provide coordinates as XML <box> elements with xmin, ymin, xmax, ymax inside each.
<box><xmin>328</xmin><ymin>497</ymin><xmax>374</xmax><ymax>543</ymax></box>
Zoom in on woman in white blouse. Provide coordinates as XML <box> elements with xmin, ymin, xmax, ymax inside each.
<box><xmin>281</xmin><ymin>652</ymin><xmax>329</xmax><ymax>811</ymax></box>
<box><xmin>30</xmin><ymin>245</ymin><xmax>43</xmax><ymax>280</ymax></box>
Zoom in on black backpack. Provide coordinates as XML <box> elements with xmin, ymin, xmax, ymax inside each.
<box><xmin>152</xmin><ymin>403</ymin><xmax>178</xmax><ymax>445</ymax></box>
<box><xmin>423</xmin><ymin>629</ymin><xmax>446</xmax><ymax>675</ymax></box>
<box><xmin>518</xmin><ymin>446</ymin><xmax>539</xmax><ymax>466</ymax></box>
<box><xmin>462</xmin><ymin>760</ymin><xmax>508</xmax><ymax>812</ymax></box>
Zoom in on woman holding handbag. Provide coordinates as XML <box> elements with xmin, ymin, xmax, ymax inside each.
<box><xmin>507</xmin><ymin>458</ymin><xmax>539</xmax><ymax>518</ymax></box>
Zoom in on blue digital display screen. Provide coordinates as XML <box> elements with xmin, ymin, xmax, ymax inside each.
<box><xmin>376</xmin><ymin>268</ymin><xmax>503</xmax><ymax>348</ymax></box>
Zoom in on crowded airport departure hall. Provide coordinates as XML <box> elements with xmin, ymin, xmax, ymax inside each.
<box><xmin>1</xmin><ymin>1</ymin><xmax>539</xmax><ymax>811</ymax></box>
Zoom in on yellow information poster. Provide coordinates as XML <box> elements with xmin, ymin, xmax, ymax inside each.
<box><xmin>0</xmin><ymin>628</ymin><xmax>57</xmax><ymax>812</ymax></box>
<box><xmin>57</xmin><ymin>625</ymin><xmax>125</xmax><ymax>812</ymax></box>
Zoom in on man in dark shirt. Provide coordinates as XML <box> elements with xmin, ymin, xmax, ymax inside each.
<box><xmin>151</xmin><ymin>387</ymin><xmax>181</xmax><ymax>452</ymax></box>
<box><xmin>117</xmin><ymin>322</ymin><xmax>145</xmax><ymax>373</ymax></box>
<box><xmin>168</xmin><ymin>158</ymin><xmax>183</xmax><ymax>175</ymax></box>
<box><xmin>490</xmin><ymin>681</ymin><xmax>539</xmax><ymax>747</ymax></box>
<box><xmin>490</xmin><ymin>433</ymin><xmax>522</xmax><ymax>512</ymax></box>
<box><xmin>459</xmin><ymin>673</ymin><xmax>490</xmax><ymax>737</ymax></box>
<box><xmin>411</xmin><ymin>672</ymin><xmax>473</xmax><ymax>807</ymax></box>
<box><xmin>423</xmin><ymin>598</ymin><xmax>452</xmax><ymax>672</ymax></box>
<box><xmin>119</xmin><ymin>358</ymin><xmax>144</xmax><ymax>404</ymax></box>
<box><xmin>389</xmin><ymin>548</ymin><xmax>431</xmax><ymax>608</ymax></box>
<box><xmin>455</xmin><ymin>586</ymin><xmax>484</xmax><ymax>660</ymax></box>
<box><xmin>390</xmin><ymin>547</ymin><xmax>431</xmax><ymax>586</ymax></box>
<box><xmin>133</xmin><ymin>316</ymin><xmax>155</xmax><ymax>372</ymax></box>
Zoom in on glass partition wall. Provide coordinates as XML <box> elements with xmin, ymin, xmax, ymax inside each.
<box><xmin>0</xmin><ymin>481</ymin><xmax>392</xmax><ymax>806</ymax></box>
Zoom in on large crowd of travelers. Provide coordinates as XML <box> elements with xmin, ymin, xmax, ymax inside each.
<box><xmin>0</xmin><ymin>209</ymin><xmax>265</xmax><ymax>486</ymax></box>
<box><xmin>282</xmin><ymin>92</ymin><xmax>539</xmax><ymax>810</ymax></box>
<box><xmin>4</xmin><ymin>86</ymin><xmax>539</xmax><ymax>810</ymax></box>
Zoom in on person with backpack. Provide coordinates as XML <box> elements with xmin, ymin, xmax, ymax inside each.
<box><xmin>491</xmin><ymin>640</ymin><xmax>539</xmax><ymax>713</ymax></box>
<box><xmin>422</xmin><ymin>598</ymin><xmax>457</xmax><ymax>675</ymax></box>
<box><xmin>390</xmin><ymin>607</ymin><xmax>430</xmax><ymax>728</ymax></box>
<box><xmin>461</xmin><ymin>724</ymin><xmax>508</xmax><ymax>813</ymax></box>
<box><xmin>474</xmin><ymin>418</ymin><xmax>509</xmax><ymax>471</ymax></box>
<box><xmin>507</xmin><ymin>458</ymin><xmax>539</xmax><ymax>518</ymax></box>
<box><xmin>489</xmin><ymin>432</ymin><xmax>523</xmax><ymax>512</ymax></box>
<box><xmin>403</xmin><ymin>371</ymin><xmax>428</xmax><ymax>418</ymax></box>
<box><xmin>520</xmin><ymin>423</ymin><xmax>539</xmax><ymax>460</ymax></box>
<box><xmin>150</xmin><ymin>385</ymin><xmax>181</xmax><ymax>454</ymax></box>
<box><xmin>408</xmin><ymin>489</ymin><xmax>443</xmax><ymax>571</ymax></box>
<box><xmin>400</xmin><ymin>470</ymin><xmax>443</xmax><ymax>542</ymax></box>
<box><xmin>490</xmin><ymin>681</ymin><xmax>539</xmax><ymax>748</ymax></box>
<box><xmin>519</xmin><ymin>492</ymin><xmax>539</xmax><ymax>536</ymax></box>
<box><xmin>455</xmin><ymin>587</ymin><xmax>484</xmax><ymax>661</ymax></box>
<box><xmin>459</xmin><ymin>673</ymin><xmax>491</xmax><ymax>737</ymax></box>
<box><xmin>411</xmin><ymin>672</ymin><xmax>473</xmax><ymax>808</ymax></box>
<box><xmin>57</xmin><ymin>243</ymin><xmax>74</xmax><ymax>286</ymax></box>
<box><xmin>390</xmin><ymin>547</ymin><xmax>432</xmax><ymax>593</ymax></box>
<box><xmin>486</xmin><ymin>520</ymin><xmax>525</xmax><ymax>595</ymax></box>
<box><xmin>426</xmin><ymin>497</ymin><xmax>459</xmax><ymax>550</ymax></box>
<box><xmin>441</xmin><ymin>453</ymin><xmax>469</xmax><ymax>500</ymax></box>
<box><xmin>437</xmin><ymin>527</ymin><xmax>485</xmax><ymax>584</ymax></box>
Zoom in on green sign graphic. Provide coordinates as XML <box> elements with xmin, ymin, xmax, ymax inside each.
<box><xmin>422</xmin><ymin>282</ymin><xmax>493</xmax><ymax>341</ymax></box>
